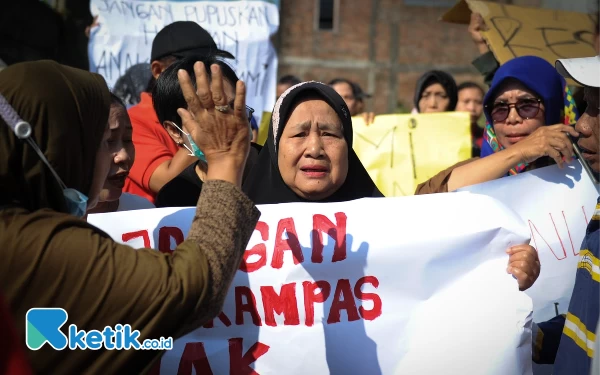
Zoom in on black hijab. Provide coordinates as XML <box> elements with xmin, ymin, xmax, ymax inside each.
<box><xmin>243</xmin><ymin>81</ymin><xmax>382</xmax><ymax>204</ymax></box>
<box><xmin>413</xmin><ymin>70</ymin><xmax>458</xmax><ymax>112</ymax></box>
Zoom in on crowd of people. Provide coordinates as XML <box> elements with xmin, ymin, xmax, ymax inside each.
<box><xmin>0</xmin><ymin>9</ymin><xmax>599</xmax><ymax>375</ymax></box>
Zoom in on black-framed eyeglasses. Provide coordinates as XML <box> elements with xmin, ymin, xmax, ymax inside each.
<box><xmin>486</xmin><ymin>98</ymin><xmax>542</xmax><ymax>123</ymax></box>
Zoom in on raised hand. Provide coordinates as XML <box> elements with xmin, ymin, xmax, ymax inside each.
<box><xmin>177</xmin><ymin>62</ymin><xmax>250</xmax><ymax>186</ymax></box>
<box><xmin>468</xmin><ymin>12</ymin><xmax>490</xmax><ymax>54</ymax></box>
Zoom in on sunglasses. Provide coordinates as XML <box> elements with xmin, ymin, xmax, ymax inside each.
<box><xmin>487</xmin><ymin>98</ymin><xmax>542</xmax><ymax>123</ymax></box>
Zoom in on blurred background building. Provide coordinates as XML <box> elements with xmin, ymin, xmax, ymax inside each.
<box><xmin>276</xmin><ymin>0</ymin><xmax>598</xmax><ymax>113</ymax></box>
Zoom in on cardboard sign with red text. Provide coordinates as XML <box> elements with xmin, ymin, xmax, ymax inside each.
<box><xmin>89</xmin><ymin>193</ymin><xmax>533</xmax><ymax>374</ymax></box>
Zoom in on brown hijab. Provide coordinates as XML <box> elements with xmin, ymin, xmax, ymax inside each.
<box><xmin>0</xmin><ymin>60</ymin><xmax>111</xmax><ymax>213</ymax></box>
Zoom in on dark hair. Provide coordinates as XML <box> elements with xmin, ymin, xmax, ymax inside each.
<box><xmin>152</xmin><ymin>55</ymin><xmax>239</xmax><ymax>126</ymax></box>
<box><xmin>278</xmin><ymin>75</ymin><xmax>301</xmax><ymax>86</ymax></box>
<box><xmin>328</xmin><ymin>78</ymin><xmax>358</xmax><ymax>98</ymax></box>
<box><xmin>113</xmin><ymin>63</ymin><xmax>152</xmax><ymax>107</ymax></box>
<box><xmin>351</xmin><ymin>82</ymin><xmax>371</xmax><ymax>101</ymax></box>
<box><xmin>110</xmin><ymin>92</ymin><xmax>126</xmax><ymax>109</ymax></box>
<box><xmin>457</xmin><ymin>81</ymin><xmax>485</xmax><ymax>96</ymax></box>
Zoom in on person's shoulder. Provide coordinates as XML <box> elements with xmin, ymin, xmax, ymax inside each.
<box><xmin>250</xmin><ymin>142</ymin><xmax>263</xmax><ymax>154</ymax></box>
<box><xmin>155</xmin><ymin>164</ymin><xmax>203</xmax><ymax>208</ymax></box>
<box><xmin>2</xmin><ymin>207</ymin><xmax>76</xmax><ymax>223</ymax></box>
<box><xmin>248</xmin><ymin>143</ymin><xmax>263</xmax><ymax>163</ymax></box>
<box><xmin>242</xmin><ymin>143</ymin><xmax>263</xmax><ymax>184</ymax></box>
<box><xmin>1</xmin><ymin>208</ymin><xmax>112</xmax><ymax>247</ymax></box>
<box><xmin>117</xmin><ymin>193</ymin><xmax>156</xmax><ymax>211</ymax></box>
<box><xmin>128</xmin><ymin>93</ymin><xmax>158</xmax><ymax>126</ymax></box>
<box><xmin>127</xmin><ymin>101</ymin><xmax>145</xmax><ymax>119</ymax></box>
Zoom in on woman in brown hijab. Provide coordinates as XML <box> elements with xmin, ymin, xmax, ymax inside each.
<box><xmin>0</xmin><ymin>61</ymin><xmax>260</xmax><ymax>374</ymax></box>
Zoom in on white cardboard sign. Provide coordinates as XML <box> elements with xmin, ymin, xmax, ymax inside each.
<box><xmin>88</xmin><ymin>0</ymin><xmax>280</xmax><ymax>122</ymax></box>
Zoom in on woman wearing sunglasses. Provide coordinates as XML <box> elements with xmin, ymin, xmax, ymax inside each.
<box><xmin>416</xmin><ymin>55</ymin><xmax>580</xmax><ymax>194</ymax></box>
<box><xmin>153</xmin><ymin>56</ymin><xmax>263</xmax><ymax>208</ymax></box>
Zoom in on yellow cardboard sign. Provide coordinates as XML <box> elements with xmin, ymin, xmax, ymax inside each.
<box><xmin>442</xmin><ymin>0</ymin><xmax>597</xmax><ymax>77</ymax></box>
<box><xmin>353</xmin><ymin>112</ymin><xmax>472</xmax><ymax>197</ymax></box>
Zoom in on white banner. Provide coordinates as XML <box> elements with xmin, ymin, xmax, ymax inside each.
<box><xmin>88</xmin><ymin>0</ymin><xmax>280</xmax><ymax>122</ymax></box>
<box><xmin>89</xmin><ymin>193</ymin><xmax>533</xmax><ymax>374</ymax></box>
<box><xmin>459</xmin><ymin>161</ymin><xmax>600</xmax><ymax>323</ymax></box>
<box><xmin>459</xmin><ymin>161</ymin><xmax>599</xmax><ymax>375</ymax></box>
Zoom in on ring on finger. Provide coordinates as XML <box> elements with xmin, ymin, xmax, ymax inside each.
<box><xmin>215</xmin><ymin>105</ymin><xmax>230</xmax><ymax>113</ymax></box>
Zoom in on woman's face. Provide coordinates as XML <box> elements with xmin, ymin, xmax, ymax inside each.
<box><xmin>456</xmin><ymin>87</ymin><xmax>484</xmax><ymax>124</ymax></box>
<box><xmin>490</xmin><ymin>80</ymin><xmax>545</xmax><ymax>149</ymax></box>
<box><xmin>419</xmin><ymin>83</ymin><xmax>450</xmax><ymax>113</ymax></box>
<box><xmin>575</xmin><ymin>87</ymin><xmax>599</xmax><ymax>172</ymax></box>
<box><xmin>95</xmin><ymin>104</ymin><xmax>134</xmax><ymax>204</ymax></box>
<box><xmin>278</xmin><ymin>99</ymin><xmax>349</xmax><ymax>201</ymax></box>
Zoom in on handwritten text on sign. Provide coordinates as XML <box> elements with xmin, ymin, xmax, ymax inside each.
<box><xmin>459</xmin><ymin>161</ymin><xmax>600</xmax><ymax>322</ymax></box>
<box><xmin>88</xmin><ymin>0</ymin><xmax>280</xmax><ymax>122</ymax></box>
<box><xmin>466</xmin><ymin>0</ymin><xmax>596</xmax><ymax>75</ymax></box>
<box><xmin>352</xmin><ymin>112</ymin><xmax>471</xmax><ymax>197</ymax></box>
<box><xmin>441</xmin><ymin>0</ymin><xmax>597</xmax><ymax>84</ymax></box>
<box><xmin>89</xmin><ymin>194</ymin><xmax>533</xmax><ymax>374</ymax></box>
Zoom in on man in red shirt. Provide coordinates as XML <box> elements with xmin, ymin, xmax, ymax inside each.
<box><xmin>124</xmin><ymin>21</ymin><xmax>234</xmax><ymax>203</ymax></box>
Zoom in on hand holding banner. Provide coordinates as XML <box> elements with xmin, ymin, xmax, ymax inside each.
<box><xmin>459</xmin><ymin>161</ymin><xmax>600</xmax><ymax>323</ymax></box>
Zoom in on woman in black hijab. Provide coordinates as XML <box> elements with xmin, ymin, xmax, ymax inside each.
<box><xmin>413</xmin><ymin>70</ymin><xmax>458</xmax><ymax>113</ymax></box>
<box><xmin>243</xmin><ymin>81</ymin><xmax>382</xmax><ymax>204</ymax></box>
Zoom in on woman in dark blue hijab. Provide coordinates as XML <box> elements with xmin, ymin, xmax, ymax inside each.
<box><xmin>415</xmin><ymin>55</ymin><xmax>580</xmax><ymax>195</ymax></box>
<box><xmin>480</xmin><ymin>55</ymin><xmax>579</xmax><ymax>174</ymax></box>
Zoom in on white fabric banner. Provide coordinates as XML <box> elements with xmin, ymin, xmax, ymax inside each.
<box><xmin>459</xmin><ymin>161</ymin><xmax>600</xmax><ymax>323</ymax></box>
<box><xmin>87</xmin><ymin>0</ymin><xmax>280</xmax><ymax>122</ymax></box>
<box><xmin>89</xmin><ymin>193</ymin><xmax>533</xmax><ymax>374</ymax></box>
<box><xmin>459</xmin><ymin>161</ymin><xmax>599</xmax><ymax>375</ymax></box>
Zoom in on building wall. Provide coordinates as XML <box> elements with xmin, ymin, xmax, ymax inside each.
<box><xmin>541</xmin><ymin>0</ymin><xmax>598</xmax><ymax>13</ymax></box>
<box><xmin>275</xmin><ymin>0</ymin><xmax>591</xmax><ymax>114</ymax></box>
